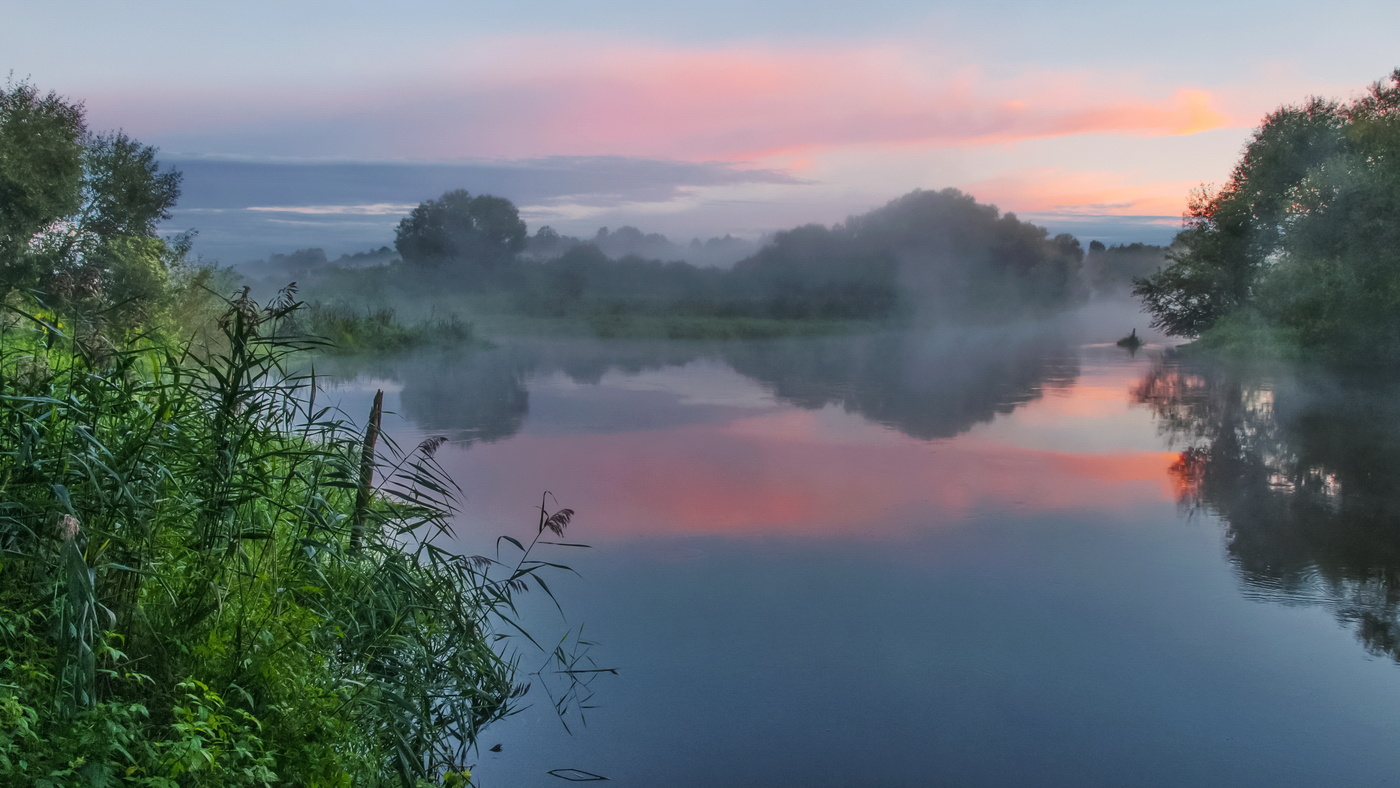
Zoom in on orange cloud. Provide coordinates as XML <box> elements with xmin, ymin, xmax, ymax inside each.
<box><xmin>960</xmin><ymin>168</ymin><xmax>1200</xmax><ymax>217</ymax></box>
<box><xmin>421</xmin><ymin>38</ymin><xmax>1239</xmax><ymax>161</ymax></box>
<box><xmin>123</xmin><ymin>36</ymin><xmax>1233</xmax><ymax>163</ymax></box>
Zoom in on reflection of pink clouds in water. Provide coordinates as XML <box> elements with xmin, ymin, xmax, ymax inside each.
<box><xmin>447</xmin><ymin>411</ymin><xmax>1178</xmax><ymax>542</ymax></box>
<box><xmin>1016</xmin><ymin>381</ymin><xmax>1140</xmax><ymax>422</ymax></box>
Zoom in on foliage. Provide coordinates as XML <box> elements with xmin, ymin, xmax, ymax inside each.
<box><xmin>0</xmin><ymin>288</ymin><xmax>597</xmax><ymax>785</ymax></box>
<box><xmin>733</xmin><ymin>189</ymin><xmax>1085</xmax><ymax>320</ymax></box>
<box><xmin>521</xmin><ymin>225</ymin><xmax>759</xmax><ymax>268</ymax></box>
<box><xmin>395</xmin><ymin>190</ymin><xmax>526</xmax><ymax>280</ymax></box>
<box><xmin>0</xmin><ymin>80</ymin><xmax>85</xmax><ymax>268</ymax></box>
<box><xmin>289</xmin><ymin>302</ymin><xmax>476</xmax><ymax>355</ymax></box>
<box><xmin>0</xmin><ymin>78</ymin><xmax>193</xmax><ymax>338</ymax></box>
<box><xmin>1081</xmin><ymin>241</ymin><xmax>1167</xmax><ymax>296</ymax></box>
<box><xmin>1136</xmin><ymin>69</ymin><xmax>1400</xmax><ymax>361</ymax></box>
<box><xmin>586</xmin><ymin>311</ymin><xmax>864</xmax><ymax>340</ymax></box>
<box><xmin>293</xmin><ymin>187</ymin><xmax>1085</xmax><ymax>344</ymax></box>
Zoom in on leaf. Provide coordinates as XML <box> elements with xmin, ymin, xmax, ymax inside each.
<box><xmin>52</xmin><ymin>483</ymin><xmax>73</xmax><ymax>513</ymax></box>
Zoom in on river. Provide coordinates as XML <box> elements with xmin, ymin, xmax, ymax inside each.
<box><xmin>321</xmin><ymin>316</ymin><xmax>1400</xmax><ymax>787</ymax></box>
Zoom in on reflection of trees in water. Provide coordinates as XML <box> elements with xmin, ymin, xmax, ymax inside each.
<box><xmin>1135</xmin><ymin>358</ymin><xmax>1400</xmax><ymax>660</ymax></box>
<box><xmin>396</xmin><ymin>350</ymin><xmax>531</xmax><ymax>443</ymax></box>
<box><xmin>329</xmin><ymin>339</ymin><xmax>709</xmax><ymax>444</ymax></box>
<box><xmin>330</xmin><ymin>326</ymin><xmax>1080</xmax><ymax>447</ymax></box>
<box><xmin>719</xmin><ymin>328</ymin><xmax>1078</xmax><ymax>440</ymax></box>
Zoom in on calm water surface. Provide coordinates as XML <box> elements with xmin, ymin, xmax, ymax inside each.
<box><xmin>324</xmin><ymin>321</ymin><xmax>1400</xmax><ymax>786</ymax></box>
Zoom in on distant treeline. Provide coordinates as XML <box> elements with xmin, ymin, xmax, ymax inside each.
<box><xmin>524</xmin><ymin>225</ymin><xmax>760</xmax><ymax>268</ymax></box>
<box><xmin>280</xmin><ymin>187</ymin><xmax>1092</xmax><ymax>335</ymax></box>
<box><xmin>1083</xmin><ymin>241</ymin><xmax>1167</xmax><ymax>296</ymax></box>
<box><xmin>240</xmin><ymin>246</ymin><xmax>400</xmax><ymax>280</ymax></box>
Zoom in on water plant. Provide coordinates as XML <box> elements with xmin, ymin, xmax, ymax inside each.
<box><xmin>0</xmin><ymin>286</ymin><xmax>596</xmax><ymax>785</ymax></box>
<box><xmin>288</xmin><ymin>302</ymin><xmax>476</xmax><ymax>355</ymax></box>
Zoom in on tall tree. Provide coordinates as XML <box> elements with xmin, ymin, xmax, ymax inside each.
<box><xmin>0</xmin><ymin>80</ymin><xmax>86</xmax><ymax>287</ymax></box>
<box><xmin>0</xmin><ymin>79</ymin><xmax>184</xmax><ymax>326</ymax></box>
<box><xmin>82</xmin><ymin>131</ymin><xmax>182</xmax><ymax>239</ymax></box>
<box><xmin>1135</xmin><ymin>69</ymin><xmax>1400</xmax><ymax>354</ymax></box>
<box><xmin>394</xmin><ymin>189</ymin><xmax>526</xmax><ymax>280</ymax></box>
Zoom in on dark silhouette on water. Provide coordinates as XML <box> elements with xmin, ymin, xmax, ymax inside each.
<box><xmin>324</xmin><ymin>326</ymin><xmax>1080</xmax><ymax>446</ymax></box>
<box><xmin>720</xmin><ymin>328</ymin><xmax>1078</xmax><ymax>440</ymax></box>
<box><xmin>1133</xmin><ymin>356</ymin><xmax>1400</xmax><ymax>662</ymax></box>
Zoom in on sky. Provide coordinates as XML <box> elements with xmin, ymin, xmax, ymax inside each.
<box><xmin>6</xmin><ymin>1</ymin><xmax>1399</xmax><ymax>263</ymax></box>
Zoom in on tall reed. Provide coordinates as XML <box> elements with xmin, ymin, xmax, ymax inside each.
<box><xmin>0</xmin><ymin>287</ymin><xmax>598</xmax><ymax>785</ymax></box>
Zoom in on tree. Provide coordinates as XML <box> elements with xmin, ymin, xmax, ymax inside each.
<box><xmin>394</xmin><ymin>189</ymin><xmax>526</xmax><ymax>278</ymax></box>
<box><xmin>1135</xmin><ymin>69</ymin><xmax>1400</xmax><ymax>353</ymax></box>
<box><xmin>0</xmin><ymin>79</ymin><xmax>184</xmax><ymax>328</ymax></box>
<box><xmin>1081</xmin><ymin>242</ymin><xmax>1167</xmax><ymax>296</ymax></box>
<box><xmin>732</xmin><ymin>188</ymin><xmax>1084</xmax><ymax>319</ymax></box>
<box><xmin>82</xmin><ymin>131</ymin><xmax>182</xmax><ymax>239</ymax></box>
<box><xmin>0</xmin><ymin>80</ymin><xmax>85</xmax><ymax>283</ymax></box>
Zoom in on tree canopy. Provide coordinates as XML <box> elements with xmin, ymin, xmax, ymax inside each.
<box><xmin>394</xmin><ymin>189</ymin><xmax>526</xmax><ymax>277</ymax></box>
<box><xmin>0</xmin><ymin>81</ymin><xmax>86</xmax><ymax>271</ymax></box>
<box><xmin>1135</xmin><ymin>69</ymin><xmax>1400</xmax><ymax>358</ymax></box>
<box><xmin>0</xmin><ymin>79</ymin><xmax>184</xmax><ymax>329</ymax></box>
<box><xmin>733</xmin><ymin>188</ymin><xmax>1084</xmax><ymax>319</ymax></box>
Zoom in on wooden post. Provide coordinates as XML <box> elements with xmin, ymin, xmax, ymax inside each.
<box><xmin>350</xmin><ymin>389</ymin><xmax>383</xmax><ymax>550</ymax></box>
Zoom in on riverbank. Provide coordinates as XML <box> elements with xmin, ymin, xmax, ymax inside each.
<box><xmin>0</xmin><ymin>291</ymin><xmax>584</xmax><ymax>785</ymax></box>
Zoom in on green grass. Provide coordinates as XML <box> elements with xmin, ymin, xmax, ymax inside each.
<box><xmin>295</xmin><ymin>302</ymin><xmax>477</xmax><ymax>355</ymax></box>
<box><xmin>1173</xmin><ymin>308</ymin><xmax>1310</xmax><ymax>363</ymax></box>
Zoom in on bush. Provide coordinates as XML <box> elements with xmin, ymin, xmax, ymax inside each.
<box><xmin>0</xmin><ymin>289</ymin><xmax>597</xmax><ymax>785</ymax></box>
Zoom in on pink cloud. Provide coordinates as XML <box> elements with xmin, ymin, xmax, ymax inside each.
<box><xmin>96</xmin><ymin>35</ymin><xmax>1241</xmax><ymax>164</ymax></box>
<box><xmin>960</xmin><ymin>168</ymin><xmax>1202</xmax><ymax>217</ymax></box>
<box><xmin>424</xmin><ymin>38</ymin><xmax>1237</xmax><ymax>160</ymax></box>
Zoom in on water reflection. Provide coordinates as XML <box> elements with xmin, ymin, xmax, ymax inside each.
<box><xmin>1135</xmin><ymin>357</ymin><xmax>1400</xmax><ymax>660</ymax></box>
<box><xmin>328</xmin><ymin>323</ymin><xmax>1080</xmax><ymax>445</ymax></box>
<box><xmin>722</xmin><ymin>327</ymin><xmax>1079</xmax><ymax>439</ymax></box>
<box><xmin>313</xmin><ymin>334</ymin><xmax>1400</xmax><ymax>786</ymax></box>
<box><xmin>325</xmin><ymin>338</ymin><xmax>707</xmax><ymax>442</ymax></box>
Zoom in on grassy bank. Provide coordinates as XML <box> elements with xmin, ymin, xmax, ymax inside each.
<box><xmin>0</xmin><ymin>290</ymin><xmax>595</xmax><ymax>786</ymax></box>
<box><xmin>294</xmin><ymin>302</ymin><xmax>478</xmax><ymax>354</ymax></box>
<box><xmin>263</xmin><ymin>275</ymin><xmax>897</xmax><ymax>344</ymax></box>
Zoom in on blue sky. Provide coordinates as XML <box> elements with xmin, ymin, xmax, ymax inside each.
<box><xmin>6</xmin><ymin>1</ymin><xmax>1398</xmax><ymax>262</ymax></box>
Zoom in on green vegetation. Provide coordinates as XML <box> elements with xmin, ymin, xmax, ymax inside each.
<box><xmin>281</xmin><ymin>187</ymin><xmax>1086</xmax><ymax>341</ymax></box>
<box><xmin>586</xmin><ymin>311</ymin><xmax>870</xmax><ymax>340</ymax></box>
<box><xmin>1</xmin><ymin>81</ymin><xmax>599</xmax><ymax>786</ymax></box>
<box><xmin>291</xmin><ymin>303</ymin><xmax>477</xmax><ymax>355</ymax></box>
<box><xmin>1135</xmin><ymin>69</ymin><xmax>1400</xmax><ymax>364</ymax></box>
<box><xmin>0</xmin><ymin>291</ymin><xmax>596</xmax><ymax>786</ymax></box>
<box><xmin>0</xmin><ymin>78</ymin><xmax>204</xmax><ymax>340</ymax></box>
<box><xmin>1082</xmin><ymin>241</ymin><xmax>1167</xmax><ymax>296</ymax></box>
<box><xmin>395</xmin><ymin>190</ymin><xmax>527</xmax><ymax>283</ymax></box>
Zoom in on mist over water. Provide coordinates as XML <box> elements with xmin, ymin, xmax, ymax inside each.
<box><xmin>11</xmin><ymin>13</ymin><xmax>1400</xmax><ymax>785</ymax></box>
<box><xmin>317</xmin><ymin>314</ymin><xmax>1400</xmax><ymax>787</ymax></box>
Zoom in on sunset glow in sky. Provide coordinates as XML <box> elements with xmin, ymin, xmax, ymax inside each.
<box><xmin>7</xmin><ymin>1</ymin><xmax>1398</xmax><ymax>259</ymax></box>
